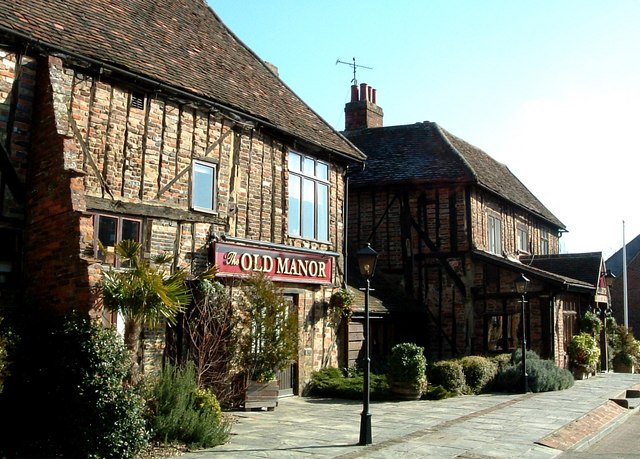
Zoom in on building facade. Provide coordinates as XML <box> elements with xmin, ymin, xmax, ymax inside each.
<box><xmin>343</xmin><ymin>83</ymin><xmax>609</xmax><ymax>368</ymax></box>
<box><xmin>0</xmin><ymin>0</ymin><xmax>365</xmax><ymax>393</ymax></box>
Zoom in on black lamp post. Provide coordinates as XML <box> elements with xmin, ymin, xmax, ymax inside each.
<box><xmin>601</xmin><ymin>270</ymin><xmax>616</xmax><ymax>372</ymax></box>
<box><xmin>356</xmin><ymin>243</ymin><xmax>378</xmax><ymax>446</ymax></box>
<box><xmin>515</xmin><ymin>273</ymin><xmax>530</xmax><ymax>393</ymax></box>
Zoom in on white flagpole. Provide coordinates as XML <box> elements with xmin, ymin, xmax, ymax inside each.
<box><xmin>623</xmin><ymin>220</ymin><xmax>628</xmax><ymax>328</ymax></box>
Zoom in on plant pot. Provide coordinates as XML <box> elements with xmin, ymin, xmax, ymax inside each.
<box><xmin>571</xmin><ymin>365</ymin><xmax>590</xmax><ymax>380</ymax></box>
<box><xmin>612</xmin><ymin>361</ymin><xmax>635</xmax><ymax>374</ymax></box>
<box><xmin>244</xmin><ymin>379</ymin><xmax>279</xmax><ymax>411</ymax></box>
<box><xmin>390</xmin><ymin>381</ymin><xmax>422</xmax><ymax>401</ymax></box>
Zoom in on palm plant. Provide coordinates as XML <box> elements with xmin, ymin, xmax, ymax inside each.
<box><xmin>101</xmin><ymin>240</ymin><xmax>193</xmax><ymax>380</ymax></box>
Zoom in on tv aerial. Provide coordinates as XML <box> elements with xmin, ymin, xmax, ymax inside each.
<box><xmin>336</xmin><ymin>57</ymin><xmax>372</xmax><ymax>85</ymax></box>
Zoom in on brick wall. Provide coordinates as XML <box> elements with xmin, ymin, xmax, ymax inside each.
<box><xmin>11</xmin><ymin>50</ymin><xmax>347</xmax><ymax>382</ymax></box>
<box><xmin>469</xmin><ymin>188</ymin><xmax>560</xmax><ymax>256</ymax></box>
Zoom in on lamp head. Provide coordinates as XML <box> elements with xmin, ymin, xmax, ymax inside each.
<box><xmin>357</xmin><ymin>243</ymin><xmax>379</xmax><ymax>280</ymax></box>
<box><xmin>515</xmin><ymin>273</ymin><xmax>530</xmax><ymax>295</ymax></box>
<box><xmin>604</xmin><ymin>269</ymin><xmax>616</xmax><ymax>288</ymax></box>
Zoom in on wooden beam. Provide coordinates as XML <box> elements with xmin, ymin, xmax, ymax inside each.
<box><xmin>85</xmin><ymin>195</ymin><xmax>226</xmax><ymax>224</ymax></box>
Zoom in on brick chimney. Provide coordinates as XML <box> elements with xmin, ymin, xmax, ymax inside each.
<box><xmin>344</xmin><ymin>83</ymin><xmax>383</xmax><ymax>130</ymax></box>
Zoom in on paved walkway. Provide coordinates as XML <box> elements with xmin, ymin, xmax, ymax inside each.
<box><xmin>179</xmin><ymin>373</ymin><xmax>640</xmax><ymax>458</ymax></box>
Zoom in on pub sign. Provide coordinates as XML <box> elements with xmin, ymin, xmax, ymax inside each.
<box><xmin>212</xmin><ymin>241</ymin><xmax>333</xmax><ymax>284</ymax></box>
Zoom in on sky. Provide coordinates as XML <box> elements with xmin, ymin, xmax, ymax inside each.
<box><xmin>209</xmin><ymin>1</ymin><xmax>640</xmax><ymax>260</ymax></box>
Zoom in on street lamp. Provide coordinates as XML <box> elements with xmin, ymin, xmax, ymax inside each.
<box><xmin>601</xmin><ymin>270</ymin><xmax>616</xmax><ymax>372</ymax></box>
<box><xmin>515</xmin><ymin>273</ymin><xmax>530</xmax><ymax>393</ymax></box>
<box><xmin>356</xmin><ymin>243</ymin><xmax>378</xmax><ymax>446</ymax></box>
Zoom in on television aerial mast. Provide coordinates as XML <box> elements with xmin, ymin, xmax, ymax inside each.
<box><xmin>336</xmin><ymin>57</ymin><xmax>373</xmax><ymax>85</ymax></box>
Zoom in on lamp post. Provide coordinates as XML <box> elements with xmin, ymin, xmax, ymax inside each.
<box><xmin>515</xmin><ymin>273</ymin><xmax>530</xmax><ymax>393</ymax></box>
<box><xmin>601</xmin><ymin>270</ymin><xmax>616</xmax><ymax>372</ymax></box>
<box><xmin>356</xmin><ymin>243</ymin><xmax>378</xmax><ymax>446</ymax></box>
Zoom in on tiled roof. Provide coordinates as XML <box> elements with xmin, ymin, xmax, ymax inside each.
<box><xmin>605</xmin><ymin>233</ymin><xmax>640</xmax><ymax>277</ymax></box>
<box><xmin>345</xmin><ymin>122</ymin><xmax>565</xmax><ymax>229</ymax></box>
<box><xmin>0</xmin><ymin>0</ymin><xmax>364</xmax><ymax>161</ymax></box>
<box><xmin>523</xmin><ymin>252</ymin><xmax>604</xmax><ymax>287</ymax></box>
<box><xmin>474</xmin><ymin>250</ymin><xmax>595</xmax><ymax>292</ymax></box>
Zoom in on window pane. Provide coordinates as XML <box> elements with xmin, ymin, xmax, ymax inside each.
<box><xmin>302</xmin><ymin>178</ymin><xmax>315</xmax><ymax>238</ymax></box>
<box><xmin>289</xmin><ymin>152</ymin><xmax>301</xmax><ymax>172</ymax></box>
<box><xmin>288</xmin><ymin>175</ymin><xmax>301</xmax><ymax>236</ymax></box>
<box><xmin>193</xmin><ymin>162</ymin><xmax>214</xmax><ymax>210</ymax></box>
<box><xmin>121</xmin><ymin>219</ymin><xmax>141</xmax><ymax>243</ymax></box>
<box><xmin>317</xmin><ymin>183</ymin><xmax>328</xmax><ymax>241</ymax></box>
<box><xmin>98</xmin><ymin>216</ymin><xmax>117</xmax><ymax>247</ymax></box>
<box><xmin>302</xmin><ymin>156</ymin><xmax>315</xmax><ymax>176</ymax></box>
<box><xmin>316</xmin><ymin>162</ymin><xmax>328</xmax><ymax>181</ymax></box>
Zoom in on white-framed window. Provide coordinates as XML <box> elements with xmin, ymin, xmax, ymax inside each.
<box><xmin>540</xmin><ymin>229</ymin><xmax>550</xmax><ymax>255</ymax></box>
<box><xmin>488</xmin><ymin>214</ymin><xmax>502</xmax><ymax>255</ymax></box>
<box><xmin>517</xmin><ymin>224</ymin><xmax>529</xmax><ymax>253</ymax></box>
<box><xmin>192</xmin><ymin>159</ymin><xmax>217</xmax><ymax>213</ymax></box>
<box><xmin>94</xmin><ymin>214</ymin><xmax>142</xmax><ymax>267</ymax></box>
<box><xmin>288</xmin><ymin>151</ymin><xmax>329</xmax><ymax>241</ymax></box>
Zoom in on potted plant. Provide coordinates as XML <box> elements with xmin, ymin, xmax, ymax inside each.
<box><xmin>387</xmin><ymin>342</ymin><xmax>427</xmax><ymax>400</ymax></box>
<box><xmin>237</xmin><ymin>273</ymin><xmax>297</xmax><ymax>410</ymax></box>
<box><xmin>580</xmin><ymin>310</ymin><xmax>602</xmax><ymax>336</ymax></box>
<box><xmin>611</xmin><ymin>325</ymin><xmax>639</xmax><ymax>373</ymax></box>
<box><xmin>568</xmin><ymin>332</ymin><xmax>600</xmax><ymax>379</ymax></box>
<box><xmin>329</xmin><ymin>287</ymin><xmax>354</xmax><ymax>323</ymax></box>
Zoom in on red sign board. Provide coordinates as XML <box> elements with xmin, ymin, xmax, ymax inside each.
<box><xmin>213</xmin><ymin>241</ymin><xmax>333</xmax><ymax>284</ymax></box>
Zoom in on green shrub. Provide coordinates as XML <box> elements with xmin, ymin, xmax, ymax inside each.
<box><xmin>580</xmin><ymin>310</ymin><xmax>602</xmax><ymax>336</ymax></box>
<box><xmin>493</xmin><ymin>358</ymin><xmax>574</xmax><ymax>393</ymax></box>
<box><xmin>194</xmin><ymin>387</ymin><xmax>222</xmax><ymax>422</ymax></box>
<box><xmin>491</xmin><ymin>353</ymin><xmax>513</xmax><ymax>371</ymax></box>
<box><xmin>510</xmin><ymin>348</ymin><xmax>541</xmax><ymax>365</ymax></box>
<box><xmin>307</xmin><ymin>367</ymin><xmax>390</xmax><ymax>400</ymax></box>
<box><xmin>0</xmin><ymin>314</ymin><xmax>12</xmax><ymax>393</ymax></box>
<box><xmin>459</xmin><ymin>356</ymin><xmax>498</xmax><ymax>394</ymax></box>
<box><xmin>568</xmin><ymin>333</ymin><xmax>599</xmax><ymax>371</ymax></box>
<box><xmin>611</xmin><ymin>325</ymin><xmax>640</xmax><ymax>367</ymax></box>
<box><xmin>428</xmin><ymin>360</ymin><xmax>465</xmax><ymax>394</ymax></box>
<box><xmin>0</xmin><ymin>311</ymin><xmax>149</xmax><ymax>458</ymax></box>
<box><xmin>148</xmin><ymin>362</ymin><xmax>230</xmax><ymax>449</ymax></box>
<box><xmin>388</xmin><ymin>342</ymin><xmax>427</xmax><ymax>391</ymax></box>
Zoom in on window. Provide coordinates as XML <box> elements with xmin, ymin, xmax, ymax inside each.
<box><xmin>517</xmin><ymin>225</ymin><xmax>529</xmax><ymax>253</ymax></box>
<box><xmin>288</xmin><ymin>151</ymin><xmax>329</xmax><ymax>241</ymax></box>
<box><xmin>486</xmin><ymin>313</ymin><xmax>522</xmax><ymax>352</ymax></box>
<box><xmin>540</xmin><ymin>229</ymin><xmax>550</xmax><ymax>255</ymax></box>
<box><xmin>487</xmin><ymin>214</ymin><xmax>502</xmax><ymax>255</ymax></box>
<box><xmin>192</xmin><ymin>160</ymin><xmax>217</xmax><ymax>212</ymax></box>
<box><xmin>94</xmin><ymin>214</ymin><xmax>142</xmax><ymax>267</ymax></box>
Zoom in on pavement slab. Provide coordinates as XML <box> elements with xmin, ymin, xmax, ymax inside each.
<box><xmin>179</xmin><ymin>373</ymin><xmax>640</xmax><ymax>459</ymax></box>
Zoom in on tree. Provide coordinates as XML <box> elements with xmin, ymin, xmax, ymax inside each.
<box><xmin>100</xmin><ymin>240</ymin><xmax>194</xmax><ymax>380</ymax></box>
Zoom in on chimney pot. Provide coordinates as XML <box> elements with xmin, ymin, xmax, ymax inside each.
<box><xmin>350</xmin><ymin>84</ymin><xmax>359</xmax><ymax>103</ymax></box>
<box><xmin>360</xmin><ymin>83</ymin><xmax>368</xmax><ymax>101</ymax></box>
<box><xmin>372</xmin><ymin>88</ymin><xmax>377</xmax><ymax>104</ymax></box>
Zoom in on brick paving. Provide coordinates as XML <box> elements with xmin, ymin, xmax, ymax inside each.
<box><xmin>537</xmin><ymin>399</ymin><xmax>627</xmax><ymax>450</ymax></box>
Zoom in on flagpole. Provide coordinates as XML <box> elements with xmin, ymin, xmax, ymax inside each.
<box><xmin>623</xmin><ymin>220</ymin><xmax>628</xmax><ymax>328</ymax></box>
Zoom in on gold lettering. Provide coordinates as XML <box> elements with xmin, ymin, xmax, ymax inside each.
<box><xmin>224</xmin><ymin>251</ymin><xmax>239</xmax><ymax>266</ymax></box>
<box><xmin>308</xmin><ymin>261</ymin><xmax>318</xmax><ymax>277</ymax></box>
<box><xmin>262</xmin><ymin>255</ymin><xmax>274</xmax><ymax>273</ymax></box>
<box><xmin>277</xmin><ymin>257</ymin><xmax>287</xmax><ymax>274</ymax></box>
<box><xmin>297</xmin><ymin>259</ymin><xmax>308</xmax><ymax>277</ymax></box>
<box><xmin>318</xmin><ymin>261</ymin><xmax>326</xmax><ymax>278</ymax></box>
<box><xmin>289</xmin><ymin>259</ymin><xmax>298</xmax><ymax>275</ymax></box>
<box><xmin>240</xmin><ymin>253</ymin><xmax>253</xmax><ymax>271</ymax></box>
